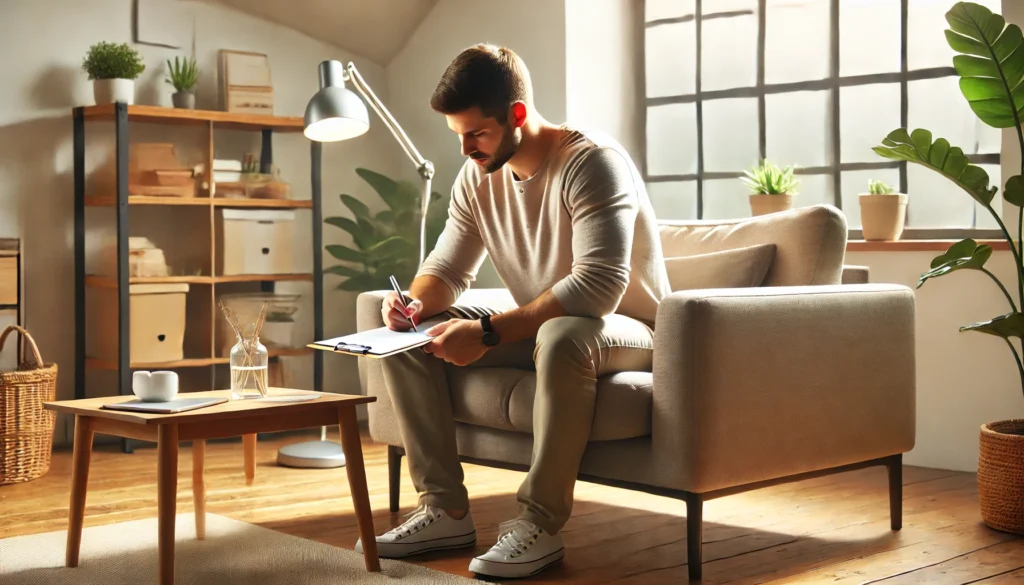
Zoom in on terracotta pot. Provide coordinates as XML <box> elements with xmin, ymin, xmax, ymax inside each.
<box><xmin>93</xmin><ymin>78</ymin><xmax>135</xmax><ymax>105</ymax></box>
<box><xmin>749</xmin><ymin>194</ymin><xmax>794</xmax><ymax>216</ymax></box>
<box><xmin>978</xmin><ymin>419</ymin><xmax>1024</xmax><ymax>535</ymax></box>
<box><xmin>859</xmin><ymin>193</ymin><xmax>908</xmax><ymax>241</ymax></box>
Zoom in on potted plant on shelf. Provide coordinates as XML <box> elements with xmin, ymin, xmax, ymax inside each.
<box><xmin>741</xmin><ymin>159</ymin><xmax>798</xmax><ymax>216</ymax></box>
<box><xmin>81</xmin><ymin>41</ymin><xmax>145</xmax><ymax>105</ymax></box>
<box><xmin>324</xmin><ymin>168</ymin><xmax>448</xmax><ymax>291</ymax></box>
<box><xmin>873</xmin><ymin>1</ymin><xmax>1024</xmax><ymax>535</ymax></box>
<box><xmin>165</xmin><ymin>55</ymin><xmax>199</xmax><ymax>109</ymax></box>
<box><xmin>859</xmin><ymin>179</ymin><xmax>908</xmax><ymax>241</ymax></box>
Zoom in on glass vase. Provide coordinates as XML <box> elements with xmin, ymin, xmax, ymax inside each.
<box><xmin>230</xmin><ymin>335</ymin><xmax>268</xmax><ymax>400</ymax></box>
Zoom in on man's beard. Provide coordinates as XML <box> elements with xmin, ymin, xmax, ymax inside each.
<box><xmin>471</xmin><ymin>124</ymin><xmax>521</xmax><ymax>174</ymax></box>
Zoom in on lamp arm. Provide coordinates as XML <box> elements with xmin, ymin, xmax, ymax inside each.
<box><xmin>344</xmin><ymin>62</ymin><xmax>434</xmax><ymax>268</ymax></box>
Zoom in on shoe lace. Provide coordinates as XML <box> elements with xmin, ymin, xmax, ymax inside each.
<box><xmin>385</xmin><ymin>505</ymin><xmax>443</xmax><ymax>540</ymax></box>
<box><xmin>496</xmin><ymin>519</ymin><xmax>541</xmax><ymax>558</ymax></box>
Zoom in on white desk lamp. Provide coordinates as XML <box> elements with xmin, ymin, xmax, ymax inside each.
<box><xmin>277</xmin><ymin>60</ymin><xmax>434</xmax><ymax>468</ymax></box>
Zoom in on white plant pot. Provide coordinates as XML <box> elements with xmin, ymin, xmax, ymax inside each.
<box><xmin>93</xmin><ymin>78</ymin><xmax>135</xmax><ymax>105</ymax></box>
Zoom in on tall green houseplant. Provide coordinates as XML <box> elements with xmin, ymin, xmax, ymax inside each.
<box><xmin>324</xmin><ymin>168</ymin><xmax>448</xmax><ymax>291</ymax></box>
<box><xmin>873</xmin><ymin>1</ymin><xmax>1024</xmax><ymax>535</ymax></box>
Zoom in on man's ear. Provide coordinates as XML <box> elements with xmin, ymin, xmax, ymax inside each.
<box><xmin>510</xmin><ymin>102</ymin><xmax>527</xmax><ymax>128</ymax></box>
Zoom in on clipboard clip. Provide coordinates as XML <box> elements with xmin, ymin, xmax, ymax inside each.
<box><xmin>335</xmin><ymin>342</ymin><xmax>371</xmax><ymax>355</ymax></box>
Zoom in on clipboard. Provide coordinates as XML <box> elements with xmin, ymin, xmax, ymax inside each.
<box><xmin>308</xmin><ymin>322</ymin><xmax>440</xmax><ymax>358</ymax></box>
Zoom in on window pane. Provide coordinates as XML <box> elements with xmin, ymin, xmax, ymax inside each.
<box><xmin>840</xmin><ymin>83</ymin><xmax>901</xmax><ymax>163</ymax></box>
<box><xmin>906</xmin><ymin>163</ymin><xmax>975</xmax><ymax>228</ymax></box>
<box><xmin>647</xmin><ymin>180</ymin><xmax>698</xmax><ymax>220</ymax></box>
<box><xmin>975</xmin><ymin>163</ymin><xmax>1001</xmax><ymax>230</ymax></box>
<box><xmin>766</xmin><ymin>90</ymin><xmax>830</xmax><ymax>168</ymax></box>
<box><xmin>909</xmin><ymin>76</ymin><xmax>987</xmax><ymax>155</ymax></box>
<box><xmin>646</xmin><ymin>0</ymin><xmax>695</xmax><ymax>22</ymax></box>
<box><xmin>704</xmin><ymin>0</ymin><xmax>756</xmax><ymax>16</ymax></box>
<box><xmin>646</xmin><ymin>103</ymin><xmax>698</xmax><ymax>175</ymax></box>
<box><xmin>703</xmin><ymin>98</ymin><xmax>760</xmax><ymax>172</ymax></box>
<box><xmin>840</xmin><ymin>0</ymin><xmax>901</xmax><ymax>76</ymax></box>
<box><xmin>792</xmin><ymin>173</ymin><xmax>834</xmax><ymax>209</ymax></box>
<box><xmin>908</xmin><ymin>0</ymin><xmax>1001</xmax><ymax>71</ymax></box>
<box><xmin>765</xmin><ymin>0</ymin><xmax>830</xmax><ymax>84</ymax></box>
<box><xmin>701</xmin><ymin>14</ymin><xmax>758</xmax><ymax>91</ymax></box>
<box><xmin>646</xmin><ymin>22</ymin><xmax>696</xmax><ymax>98</ymax></box>
<box><xmin>703</xmin><ymin>177</ymin><xmax>751</xmax><ymax>220</ymax></box>
<box><xmin>841</xmin><ymin>168</ymin><xmax>901</xmax><ymax>229</ymax></box>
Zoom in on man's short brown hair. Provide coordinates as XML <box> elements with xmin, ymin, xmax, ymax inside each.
<box><xmin>430</xmin><ymin>44</ymin><xmax>532</xmax><ymax>123</ymax></box>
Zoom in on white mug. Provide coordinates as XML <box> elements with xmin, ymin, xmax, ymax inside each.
<box><xmin>133</xmin><ymin>370</ymin><xmax>178</xmax><ymax>402</ymax></box>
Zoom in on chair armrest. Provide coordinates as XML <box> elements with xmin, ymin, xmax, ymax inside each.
<box><xmin>651</xmin><ymin>284</ymin><xmax>916</xmax><ymax>493</ymax></box>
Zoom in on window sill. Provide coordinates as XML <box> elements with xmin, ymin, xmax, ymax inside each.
<box><xmin>847</xmin><ymin>239</ymin><xmax>1011</xmax><ymax>252</ymax></box>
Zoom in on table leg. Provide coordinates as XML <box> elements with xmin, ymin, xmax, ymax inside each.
<box><xmin>66</xmin><ymin>415</ymin><xmax>94</xmax><ymax>567</ymax></box>
<box><xmin>243</xmin><ymin>433</ymin><xmax>256</xmax><ymax>486</ymax></box>
<box><xmin>158</xmin><ymin>424</ymin><xmax>179</xmax><ymax>585</ymax></box>
<box><xmin>192</xmin><ymin>439</ymin><xmax>206</xmax><ymax>540</ymax></box>
<box><xmin>338</xmin><ymin>406</ymin><xmax>380</xmax><ymax>572</ymax></box>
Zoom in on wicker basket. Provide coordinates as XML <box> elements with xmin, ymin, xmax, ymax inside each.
<box><xmin>0</xmin><ymin>325</ymin><xmax>58</xmax><ymax>485</ymax></box>
<box><xmin>978</xmin><ymin>419</ymin><xmax>1024</xmax><ymax>535</ymax></box>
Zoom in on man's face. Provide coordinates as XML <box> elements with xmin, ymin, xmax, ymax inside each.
<box><xmin>446</xmin><ymin>107</ymin><xmax>521</xmax><ymax>174</ymax></box>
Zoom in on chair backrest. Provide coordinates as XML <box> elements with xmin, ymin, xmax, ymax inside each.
<box><xmin>657</xmin><ymin>204</ymin><xmax>848</xmax><ymax>286</ymax></box>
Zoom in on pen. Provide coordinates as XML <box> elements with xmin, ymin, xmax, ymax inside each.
<box><xmin>389</xmin><ymin>275</ymin><xmax>418</xmax><ymax>332</ymax></box>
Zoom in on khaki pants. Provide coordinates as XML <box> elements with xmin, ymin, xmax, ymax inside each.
<box><xmin>379</xmin><ymin>305</ymin><xmax>654</xmax><ymax>535</ymax></box>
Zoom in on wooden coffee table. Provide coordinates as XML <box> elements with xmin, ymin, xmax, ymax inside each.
<box><xmin>43</xmin><ymin>388</ymin><xmax>380</xmax><ymax>585</ymax></box>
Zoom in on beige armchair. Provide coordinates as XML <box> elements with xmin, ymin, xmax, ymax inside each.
<box><xmin>355</xmin><ymin>204</ymin><xmax>916</xmax><ymax>581</ymax></box>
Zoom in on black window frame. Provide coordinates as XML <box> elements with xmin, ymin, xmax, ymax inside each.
<box><xmin>641</xmin><ymin>0</ymin><xmax>1003</xmax><ymax>239</ymax></box>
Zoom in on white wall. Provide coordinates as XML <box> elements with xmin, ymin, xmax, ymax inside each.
<box><xmin>385</xmin><ymin>0</ymin><xmax>567</xmax><ymax>288</ymax></box>
<box><xmin>0</xmin><ymin>0</ymin><xmax>401</xmax><ymax>444</ymax></box>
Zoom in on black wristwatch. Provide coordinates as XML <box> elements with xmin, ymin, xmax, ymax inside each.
<box><xmin>480</xmin><ymin>315</ymin><xmax>500</xmax><ymax>347</ymax></box>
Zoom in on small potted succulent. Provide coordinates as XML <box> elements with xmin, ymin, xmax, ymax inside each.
<box><xmin>741</xmin><ymin>159</ymin><xmax>799</xmax><ymax>216</ymax></box>
<box><xmin>859</xmin><ymin>179</ymin><xmax>908</xmax><ymax>241</ymax></box>
<box><xmin>166</xmin><ymin>55</ymin><xmax>199</xmax><ymax>109</ymax></box>
<box><xmin>82</xmin><ymin>41</ymin><xmax>146</xmax><ymax>105</ymax></box>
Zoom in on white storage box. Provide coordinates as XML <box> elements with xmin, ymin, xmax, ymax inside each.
<box><xmin>87</xmin><ymin>283</ymin><xmax>189</xmax><ymax>364</ymax></box>
<box><xmin>219</xmin><ymin>209</ymin><xmax>294</xmax><ymax>275</ymax></box>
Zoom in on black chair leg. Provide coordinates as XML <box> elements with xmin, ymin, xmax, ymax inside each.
<box><xmin>888</xmin><ymin>453</ymin><xmax>902</xmax><ymax>530</ymax></box>
<box><xmin>388</xmin><ymin>445</ymin><xmax>403</xmax><ymax>513</ymax></box>
<box><xmin>685</xmin><ymin>491</ymin><xmax>703</xmax><ymax>581</ymax></box>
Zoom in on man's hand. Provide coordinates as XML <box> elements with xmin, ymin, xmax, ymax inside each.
<box><xmin>422</xmin><ymin>319</ymin><xmax>488</xmax><ymax>366</ymax></box>
<box><xmin>382</xmin><ymin>291</ymin><xmax>423</xmax><ymax>331</ymax></box>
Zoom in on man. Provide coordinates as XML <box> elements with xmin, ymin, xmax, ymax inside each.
<box><xmin>354</xmin><ymin>43</ymin><xmax>671</xmax><ymax>579</ymax></box>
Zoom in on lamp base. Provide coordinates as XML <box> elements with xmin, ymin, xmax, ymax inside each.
<box><xmin>277</xmin><ymin>440</ymin><xmax>347</xmax><ymax>468</ymax></box>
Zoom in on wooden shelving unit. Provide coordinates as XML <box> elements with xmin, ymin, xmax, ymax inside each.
<box><xmin>73</xmin><ymin>104</ymin><xmax>324</xmax><ymax>453</ymax></box>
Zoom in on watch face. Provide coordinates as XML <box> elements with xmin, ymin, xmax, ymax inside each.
<box><xmin>482</xmin><ymin>331</ymin><xmax>499</xmax><ymax>346</ymax></box>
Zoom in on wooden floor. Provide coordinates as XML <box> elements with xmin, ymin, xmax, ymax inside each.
<box><xmin>3</xmin><ymin>429</ymin><xmax>1023</xmax><ymax>584</ymax></box>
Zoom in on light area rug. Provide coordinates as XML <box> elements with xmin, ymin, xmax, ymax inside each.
<box><xmin>0</xmin><ymin>513</ymin><xmax>478</xmax><ymax>584</ymax></box>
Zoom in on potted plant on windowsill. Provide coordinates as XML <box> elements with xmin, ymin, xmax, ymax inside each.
<box><xmin>82</xmin><ymin>41</ymin><xmax>145</xmax><ymax>105</ymax></box>
<box><xmin>741</xmin><ymin>159</ymin><xmax>799</xmax><ymax>216</ymax></box>
<box><xmin>859</xmin><ymin>180</ymin><xmax>908</xmax><ymax>241</ymax></box>
<box><xmin>166</xmin><ymin>55</ymin><xmax>199</xmax><ymax>109</ymax></box>
<box><xmin>873</xmin><ymin>1</ymin><xmax>1024</xmax><ymax>535</ymax></box>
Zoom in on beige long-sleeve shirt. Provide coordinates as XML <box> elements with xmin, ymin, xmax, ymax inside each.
<box><xmin>418</xmin><ymin>125</ymin><xmax>671</xmax><ymax>327</ymax></box>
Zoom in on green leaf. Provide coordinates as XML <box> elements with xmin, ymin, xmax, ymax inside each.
<box><xmin>355</xmin><ymin>168</ymin><xmax>417</xmax><ymax>212</ymax></box>
<box><xmin>944</xmin><ymin>3</ymin><xmax>1024</xmax><ymax>128</ymax></box>
<box><xmin>325</xmin><ymin>245</ymin><xmax>369</xmax><ymax>263</ymax></box>
<box><xmin>367</xmin><ymin>235</ymin><xmax>414</xmax><ymax>257</ymax></box>
<box><xmin>375</xmin><ymin>210</ymin><xmax>395</xmax><ymax>225</ymax></box>
<box><xmin>1005</xmin><ymin>175</ymin><xmax>1024</xmax><ymax>206</ymax></box>
<box><xmin>324</xmin><ymin>216</ymin><xmax>373</xmax><ymax>249</ymax></box>
<box><xmin>918</xmin><ymin>238</ymin><xmax>994</xmax><ymax>287</ymax></box>
<box><xmin>339</xmin><ymin>194</ymin><xmax>372</xmax><ymax>221</ymax></box>
<box><xmin>324</xmin><ymin>264</ymin><xmax>366</xmax><ymax>278</ymax></box>
<box><xmin>337</xmin><ymin>273</ymin><xmax>386</xmax><ymax>292</ymax></box>
<box><xmin>960</xmin><ymin>312</ymin><xmax>1024</xmax><ymax>338</ymax></box>
<box><xmin>873</xmin><ymin>128</ymin><xmax>998</xmax><ymax>205</ymax></box>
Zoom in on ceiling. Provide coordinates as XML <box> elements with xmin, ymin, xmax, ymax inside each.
<box><xmin>203</xmin><ymin>0</ymin><xmax>438</xmax><ymax>65</ymax></box>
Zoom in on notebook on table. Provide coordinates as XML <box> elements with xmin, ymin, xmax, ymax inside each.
<box><xmin>309</xmin><ymin>322</ymin><xmax>441</xmax><ymax>358</ymax></box>
<box><xmin>101</xmin><ymin>396</ymin><xmax>229</xmax><ymax>414</ymax></box>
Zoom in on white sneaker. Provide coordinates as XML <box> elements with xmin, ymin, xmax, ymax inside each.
<box><xmin>468</xmin><ymin>518</ymin><xmax>565</xmax><ymax>579</ymax></box>
<box><xmin>354</xmin><ymin>504</ymin><xmax>476</xmax><ymax>559</ymax></box>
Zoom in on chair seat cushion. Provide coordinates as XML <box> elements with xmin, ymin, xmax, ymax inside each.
<box><xmin>449</xmin><ymin>367</ymin><xmax>653</xmax><ymax>441</ymax></box>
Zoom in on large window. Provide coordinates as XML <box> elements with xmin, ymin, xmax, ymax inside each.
<box><xmin>643</xmin><ymin>0</ymin><xmax>1003</xmax><ymax>234</ymax></box>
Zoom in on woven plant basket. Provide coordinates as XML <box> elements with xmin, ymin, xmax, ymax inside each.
<box><xmin>0</xmin><ymin>325</ymin><xmax>58</xmax><ymax>485</ymax></box>
<box><xmin>978</xmin><ymin>419</ymin><xmax>1024</xmax><ymax>535</ymax></box>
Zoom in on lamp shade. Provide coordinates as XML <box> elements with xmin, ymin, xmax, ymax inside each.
<box><xmin>303</xmin><ymin>61</ymin><xmax>370</xmax><ymax>142</ymax></box>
